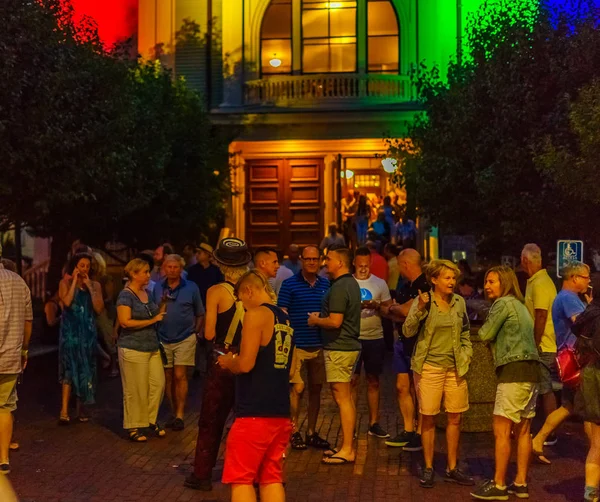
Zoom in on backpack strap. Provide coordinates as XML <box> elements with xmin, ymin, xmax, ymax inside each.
<box><xmin>217</xmin><ymin>283</ymin><xmax>245</xmax><ymax>347</ymax></box>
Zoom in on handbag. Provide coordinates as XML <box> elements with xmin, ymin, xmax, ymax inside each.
<box><xmin>556</xmin><ymin>344</ymin><xmax>581</xmax><ymax>388</ymax></box>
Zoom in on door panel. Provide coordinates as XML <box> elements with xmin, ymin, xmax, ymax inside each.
<box><xmin>246</xmin><ymin>158</ymin><xmax>323</xmax><ymax>251</ymax></box>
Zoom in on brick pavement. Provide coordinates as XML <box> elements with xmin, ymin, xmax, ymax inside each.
<box><xmin>8</xmin><ymin>352</ymin><xmax>588</xmax><ymax>502</ymax></box>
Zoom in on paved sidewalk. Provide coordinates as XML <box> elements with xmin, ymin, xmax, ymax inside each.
<box><xmin>8</xmin><ymin>352</ymin><xmax>588</xmax><ymax>501</ymax></box>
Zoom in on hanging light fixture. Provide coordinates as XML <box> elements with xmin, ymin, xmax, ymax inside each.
<box><xmin>381</xmin><ymin>157</ymin><xmax>398</xmax><ymax>173</ymax></box>
<box><xmin>269</xmin><ymin>53</ymin><xmax>282</xmax><ymax>68</ymax></box>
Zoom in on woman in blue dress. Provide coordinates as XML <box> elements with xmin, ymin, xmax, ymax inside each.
<box><xmin>58</xmin><ymin>253</ymin><xmax>105</xmax><ymax>424</ymax></box>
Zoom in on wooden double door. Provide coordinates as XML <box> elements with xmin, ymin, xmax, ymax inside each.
<box><xmin>245</xmin><ymin>158</ymin><xmax>324</xmax><ymax>252</ymax></box>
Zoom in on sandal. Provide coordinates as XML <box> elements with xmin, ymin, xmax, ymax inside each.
<box><xmin>533</xmin><ymin>448</ymin><xmax>551</xmax><ymax>465</ymax></box>
<box><xmin>129</xmin><ymin>429</ymin><xmax>147</xmax><ymax>442</ymax></box>
<box><xmin>149</xmin><ymin>423</ymin><xmax>166</xmax><ymax>438</ymax></box>
<box><xmin>9</xmin><ymin>442</ymin><xmax>19</xmax><ymax>452</ymax></box>
<box><xmin>321</xmin><ymin>454</ymin><xmax>355</xmax><ymax>465</ymax></box>
<box><xmin>58</xmin><ymin>416</ymin><xmax>70</xmax><ymax>426</ymax></box>
<box><xmin>290</xmin><ymin>432</ymin><xmax>307</xmax><ymax>450</ymax></box>
<box><xmin>77</xmin><ymin>416</ymin><xmax>90</xmax><ymax>423</ymax></box>
<box><xmin>323</xmin><ymin>448</ymin><xmax>339</xmax><ymax>458</ymax></box>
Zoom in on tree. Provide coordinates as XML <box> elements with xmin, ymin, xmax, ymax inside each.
<box><xmin>0</xmin><ymin>0</ymin><xmax>231</xmax><ymax>285</ymax></box>
<box><xmin>387</xmin><ymin>0</ymin><xmax>600</xmax><ymax>258</ymax></box>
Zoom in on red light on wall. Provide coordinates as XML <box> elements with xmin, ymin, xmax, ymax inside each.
<box><xmin>71</xmin><ymin>0</ymin><xmax>138</xmax><ymax>48</ymax></box>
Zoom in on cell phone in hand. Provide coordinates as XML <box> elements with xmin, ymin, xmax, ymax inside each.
<box><xmin>214</xmin><ymin>350</ymin><xmax>226</xmax><ymax>356</ymax></box>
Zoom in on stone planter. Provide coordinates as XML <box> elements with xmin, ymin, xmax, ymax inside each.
<box><xmin>435</xmin><ymin>327</ymin><xmax>497</xmax><ymax>432</ymax></box>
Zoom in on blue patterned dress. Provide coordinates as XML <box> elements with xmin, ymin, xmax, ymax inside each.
<box><xmin>59</xmin><ymin>287</ymin><xmax>97</xmax><ymax>404</ymax></box>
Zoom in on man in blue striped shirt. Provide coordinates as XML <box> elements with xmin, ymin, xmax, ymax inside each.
<box><xmin>278</xmin><ymin>245</ymin><xmax>331</xmax><ymax>451</ymax></box>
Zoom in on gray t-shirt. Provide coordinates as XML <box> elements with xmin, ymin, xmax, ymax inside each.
<box><xmin>116</xmin><ymin>289</ymin><xmax>160</xmax><ymax>352</ymax></box>
<box><xmin>320</xmin><ymin>274</ymin><xmax>361</xmax><ymax>351</ymax></box>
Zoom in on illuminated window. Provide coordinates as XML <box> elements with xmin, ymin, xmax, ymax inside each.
<box><xmin>367</xmin><ymin>0</ymin><xmax>399</xmax><ymax>73</ymax></box>
<box><xmin>302</xmin><ymin>0</ymin><xmax>357</xmax><ymax>73</ymax></box>
<box><xmin>261</xmin><ymin>0</ymin><xmax>292</xmax><ymax>75</ymax></box>
<box><xmin>354</xmin><ymin>174</ymin><xmax>380</xmax><ymax>188</ymax></box>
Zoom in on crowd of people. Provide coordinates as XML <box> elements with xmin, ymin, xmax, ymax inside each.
<box><xmin>2</xmin><ymin>236</ymin><xmax>600</xmax><ymax>502</ymax></box>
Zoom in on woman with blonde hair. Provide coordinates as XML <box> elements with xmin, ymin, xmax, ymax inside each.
<box><xmin>186</xmin><ymin>238</ymin><xmax>253</xmax><ymax>491</ymax></box>
<box><xmin>471</xmin><ymin>266</ymin><xmax>540</xmax><ymax>500</ymax></box>
<box><xmin>116</xmin><ymin>258</ymin><xmax>166</xmax><ymax>442</ymax></box>
<box><xmin>403</xmin><ymin>259</ymin><xmax>473</xmax><ymax>489</ymax></box>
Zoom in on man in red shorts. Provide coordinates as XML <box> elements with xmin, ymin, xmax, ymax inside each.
<box><xmin>218</xmin><ymin>270</ymin><xmax>295</xmax><ymax>502</ymax></box>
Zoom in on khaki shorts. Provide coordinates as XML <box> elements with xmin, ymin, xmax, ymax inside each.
<box><xmin>163</xmin><ymin>334</ymin><xmax>197</xmax><ymax>368</ymax></box>
<box><xmin>323</xmin><ymin>350</ymin><xmax>360</xmax><ymax>383</ymax></box>
<box><xmin>289</xmin><ymin>348</ymin><xmax>326</xmax><ymax>385</ymax></box>
<box><xmin>0</xmin><ymin>374</ymin><xmax>18</xmax><ymax>414</ymax></box>
<box><xmin>414</xmin><ymin>363</ymin><xmax>469</xmax><ymax>415</ymax></box>
<box><xmin>494</xmin><ymin>382</ymin><xmax>539</xmax><ymax>424</ymax></box>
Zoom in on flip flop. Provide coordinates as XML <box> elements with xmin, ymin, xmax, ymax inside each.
<box><xmin>321</xmin><ymin>455</ymin><xmax>355</xmax><ymax>465</ymax></box>
<box><xmin>9</xmin><ymin>442</ymin><xmax>19</xmax><ymax>452</ymax></box>
<box><xmin>77</xmin><ymin>416</ymin><xmax>90</xmax><ymax>423</ymax></box>
<box><xmin>323</xmin><ymin>448</ymin><xmax>339</xmax><ymax>457</ymax></box>
<box><xmin>58</xmin><ymin>416</ymin><xmax>70</xmax><ymax>426</ymax></box>
<box><xmin>533</xmin><ymin>449</ymin><xmax>551</xmax><ymax>465</ymax></box>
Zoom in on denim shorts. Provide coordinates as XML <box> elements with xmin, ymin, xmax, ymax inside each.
<box><xmin>493</xmin><ymin>382</ymin><xmax>539</xmax><ymax>424</ymax></box>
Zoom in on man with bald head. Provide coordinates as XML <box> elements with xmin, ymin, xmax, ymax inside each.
<box><xmin>385</xmin><ymin>248</ymin><xmax>428</xmax><ymax>451</ymax></box>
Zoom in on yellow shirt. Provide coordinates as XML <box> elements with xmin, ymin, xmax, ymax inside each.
<box><xmin>524</xmin><ymin>269</ymin><xmax>557</xmax><ymax>353</ymax></box>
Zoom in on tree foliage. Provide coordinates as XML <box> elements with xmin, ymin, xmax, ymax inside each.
<box><xmin>388</xmin><ymin>0</ymin><xmax>600</xmax><ymax>257</ymax></box>
<box><xmin>0</xmin><ymin>0</ymin><xmax>231</xmax><ymax>253</ymax></box>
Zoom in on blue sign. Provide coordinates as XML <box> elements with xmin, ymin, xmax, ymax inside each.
<box><xmin>556</xmin><ymin>240</ymin><xmax>584</xmax><ymax>278</ymax></box>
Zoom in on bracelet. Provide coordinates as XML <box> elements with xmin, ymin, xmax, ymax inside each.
<box><xmin>21</xmin><ymin>349</ymin><xmax>28</xmax><ymax>357</ymax></box>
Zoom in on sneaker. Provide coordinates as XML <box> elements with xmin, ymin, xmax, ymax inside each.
<box><xmin>445</xmin><ymin>467</ymin><xmax>475</xmax><ymax>486</ymax></box>
<box><xmin>368</xmin><ymin>423</ymin><xmax>390</xmax><ymax>438</ymax></box>
<box><xmin>403</xmin><ymin>433</ymin><xmax>423</xmax><ymax>452</ymax></box>
<box><xmin>172</xmin><ymin>418</ymin><xmax>185</xmax><ymax>431</ymax></box>
<box><xmin>305</xmin><ymin>432</ymin><xmax>330</xmax><ymax>449</ymax></box>
<box><xmin>508</xmin><ymin>483</ymin><xmax>529</xmax><ymax>499</ymax></box>
<box><xmin>291</xmin><ymin>431</ymin><xmax>307</xmax><ymax>450</ymax></box>
<box><xmin>184</xmin><ymin>473</ymin><xmax>212</xmax><ymax>491</ymax></box>
<box><xmin>544</xmin><ymin>434</ymin><xmax>558</xmax><ymax>446</ymax></box>
<box><xmin>420</xmin><ymin>467</ymin><xmax>435</xmax><ymax>488</ymax></box>
<box><xmin>470</xmin><ymin>480</ymin><xmax>509</xmax><ymax>500</ymax></box>
<box><xmin>385</xmin><ymin>430</ymin><xmax>412</xmax><ymax>447</ymax></box>
<box><xmin>0</xmin><ymin>464</ymin><xmax>10</xmax><ymax>475</ymax></box>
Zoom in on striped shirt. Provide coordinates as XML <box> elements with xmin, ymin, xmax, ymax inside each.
<box><xmin>278</xmin><ymin>272</ymin><xmax>330</xmax><ymax>348</ymax></box>
<box><xmin>0</xmin><ymin>264</ymin><xmax>33</xmax><ymax>373</ymax></box>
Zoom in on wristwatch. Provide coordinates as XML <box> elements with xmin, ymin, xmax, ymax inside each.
<box><xmin>21</xmin><ymin>349</ymin><xmax>29</xmax><ymax>357</ymax></box>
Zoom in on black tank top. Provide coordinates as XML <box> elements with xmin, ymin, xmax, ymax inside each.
<box><xmin>235</xmin><ymin>304</ymin><xmax>295</xmax><ymax>418</ymax></box>
<box><xmin>215</xmin><ymin>282</ymin><xmax>243</xmax><ymax>347</ymax></box>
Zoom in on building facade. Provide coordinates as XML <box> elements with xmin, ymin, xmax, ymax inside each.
<box><xmin>138</xmin><ymin>0</ymin><xmax>484</xmax><ymax>252</ymax></box>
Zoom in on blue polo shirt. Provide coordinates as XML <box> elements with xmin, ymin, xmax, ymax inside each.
<box><xmin>278</xmin><ymin>272</ymin><xmax>330</xmax><ymax>348</ymax></box>
<box><xmin>153</xmin><ymin>278</ymin><xmax>205</xmax><ymax>344</ymax></box>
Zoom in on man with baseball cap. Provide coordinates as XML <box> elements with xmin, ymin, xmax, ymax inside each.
<box><xmin>187</xmin><ymin>243</ymin><xmax>224</xmax><ymax>308</ymax></box>
<box><xmin>185</xmin><ymin>238</ymin><xmax>252</xmax><ymax>492</ymax></box>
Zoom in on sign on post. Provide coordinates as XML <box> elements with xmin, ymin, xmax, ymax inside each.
<box><xmin>556</xmin><ymin>240</ymin><xmax>584</xmax><ymax>278</ymax></box>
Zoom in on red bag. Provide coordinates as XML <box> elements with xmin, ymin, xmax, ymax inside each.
<box><xmin>556</xmin><ymin>345</ymin><xmax>581</xmax><ymax>388</ymax></box>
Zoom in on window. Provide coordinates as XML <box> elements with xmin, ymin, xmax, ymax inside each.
<box><xmin>261</xmin><ymin>0</ymin><xmax>292</xmax><ymax>75</ymax></box>
<box><xmin>302</xmin><ymin>0</ymin><xmax>357</xmax><ymax>73</ymax></box>
<box><xmin>367</xmin><ymin>0</ymin><xmax>399</xmax><ymax>73</ymax></box>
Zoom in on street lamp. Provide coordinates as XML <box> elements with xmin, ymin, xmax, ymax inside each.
<box><xmin>381</xmin><ymin>157</ymin><xmax>397</xmax><ymax>173</ymax></box>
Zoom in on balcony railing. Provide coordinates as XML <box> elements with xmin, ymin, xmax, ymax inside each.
<box><xmin>244</xmin><ymin>73</ymin><xmax>413</xmax><ymax>107</ymax></box>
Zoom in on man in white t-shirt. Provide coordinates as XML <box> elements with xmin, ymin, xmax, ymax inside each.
<box><xmin>351</xmin><ymin>247</ymin><xmax>393</xmax><ymax>439</ymax></box>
